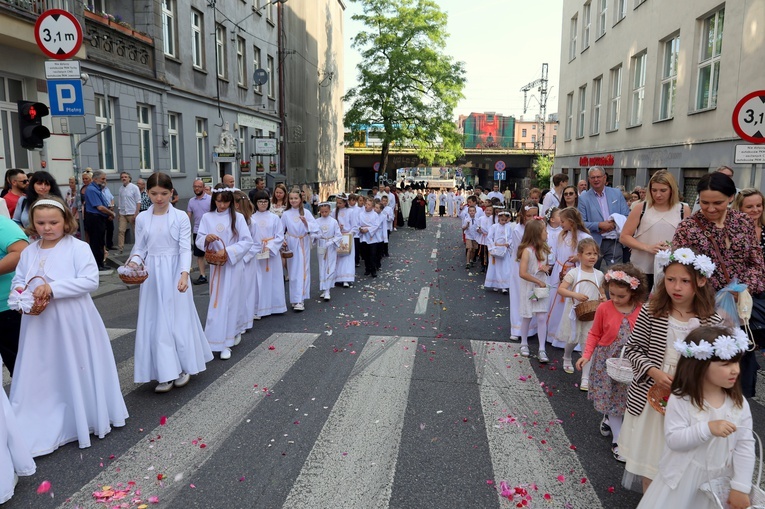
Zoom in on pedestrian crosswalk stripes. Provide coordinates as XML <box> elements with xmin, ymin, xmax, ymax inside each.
<box><xmin>4</xmin><ymin>331</ymin><xmax>632</xmax><ymax>508</ymax></box>
<box><xmin>283</xmin><ymin>336</ymin><xmax>417</xmax><ymax>508</ymax></box>
<box><xmin>58</xmin><ymin>333</ymin><xmax>319</xmax><ymax>509</ymax></box>
<box><xmin>472</xmin><ymin>340</ymin><xmax>603</xmax><ymax>508</ymax></box>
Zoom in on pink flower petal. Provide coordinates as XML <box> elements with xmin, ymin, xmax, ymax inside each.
<box><xmin>159</xmin><ymin>416</ymin><xmax>167</xmax><ymax>426</ymax></box>
<box><xmin>148</xmin><ymin>495</ymin><xmax>159</xmax><ymax>503</ymax></box>
<box><xmin>36</xmin><ymin>480</ymin><xmax>51</xmax><ymax>494</ymax></box>
<box><xmin>557</xmin><ymin>475</ymin><xmax>566</xmax><ymax>482</ymax></box>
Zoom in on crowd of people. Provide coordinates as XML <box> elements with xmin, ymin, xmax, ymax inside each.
<box><xmin>452</xmin><ymin>165</ymin><xmax>765</xmax><ymax>508</ymax></box>
<box><xmin>2</xmin><ymin>164</ymin><xmax>765</xmax><ymax>507</ymax></box>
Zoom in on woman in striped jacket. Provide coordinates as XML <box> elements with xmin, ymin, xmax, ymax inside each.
<box><xmin>618</xmin><ymin>250</ymin><xmax>722</xmax><ymax>494</ymax></box>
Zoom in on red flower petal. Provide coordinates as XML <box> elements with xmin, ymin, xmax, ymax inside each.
<box><xmin>159</xmin><ymin>416</ymin><xmax>167</xmax><ymax>426</ymax></box>
<box><xmin>36</xmin><ymin>481</ymin><xmax>51</xmax><ymax>494</ymax></box>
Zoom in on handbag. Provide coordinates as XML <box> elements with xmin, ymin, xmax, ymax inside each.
<box><xmin>337</xmin><ymin>233</ymin><xmax>353</xmax><ymax>256</ymax></box>
<box><xmin>699</xmin><ymin>429</ymin><xmax>765</xmax><ymax>509</ymax></box>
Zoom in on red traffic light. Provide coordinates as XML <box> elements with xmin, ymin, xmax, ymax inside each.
<box><xmin>17</xmin><ymin>101</ymin><xmax>50</xmax><ymax>149</ymax></box>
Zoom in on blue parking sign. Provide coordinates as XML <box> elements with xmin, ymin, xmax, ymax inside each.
<box><xmin>47</xmin><ymin>79</ymin><xmax>84</xmax><ymax>116</ymax></box>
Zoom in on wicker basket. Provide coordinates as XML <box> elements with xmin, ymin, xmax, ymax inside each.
<box><xmin>605</xmin><ymin>347</ymin><xmax>633</xmax><ymax>384</ymax></box>
<box><xmin>699</xmin><ymin>430</ymin><xmax>765</xmax><ymax>509</ymax></box>
<box><xmin>118</xmin><ymin>254</ymin><xmax>149</xmax><ymax>285</ymax></box>
<box><xmin>647</xmin><ymin>383</ymin><xmax>671</xmax><ymax>415</ymax></box>
<box><xmin>205</xmin><ymin>239</ymin><xmax>228</xmax><ymax>266</ymax></box>
<box><xmin>280</xmin><ymin>247</ymin><xmax>293</xmax><ymax>259</ymax></box>
<box><xmin>23</xmin><ymin>275</ymin><xmax>51</xmax><ymax>316</ymax></box>
<box><xmin>573</xmin><ymin>279</ymin><xmax>601</xmax><ymax>321</ymax></box>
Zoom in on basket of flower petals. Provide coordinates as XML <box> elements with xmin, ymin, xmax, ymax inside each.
<box><xmin>118</xmin><ymin>255</ymin><xmax>149</xmax><ymax>284</ymax></box>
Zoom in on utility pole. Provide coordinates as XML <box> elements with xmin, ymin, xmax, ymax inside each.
<box><xmin>520</xmin><ymin>63</ymin><xmax>549</xmax><ymax>150</ymax></box>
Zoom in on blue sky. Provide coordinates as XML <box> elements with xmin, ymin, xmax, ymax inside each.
<box><xmin>342</xmin><ymin>0</ymin><xmax>563</xmax><ymax>120</ymax></box>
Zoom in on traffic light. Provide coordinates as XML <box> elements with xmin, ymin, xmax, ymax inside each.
<box><xmin>17</xmin><ymin>100</ymin><xmax>51</xmax><ymax>149</ymax></box>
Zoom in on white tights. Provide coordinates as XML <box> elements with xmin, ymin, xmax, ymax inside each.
<box><xmin>564</xmin><ymin>342</ymin><xmax>592</xmax><ymax>381</ymax></box>
<box><xmin>607</xmin><ymin>414</ymin><xmax>623</xmax><ymax>443</ymax></box>
<box><xmin>521</xmin><ymin>313</ymin><xmax>547</xmax><ymax>352</ymax></box>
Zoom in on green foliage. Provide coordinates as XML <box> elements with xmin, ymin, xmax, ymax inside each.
<box><xmin>532</xmin><ymin>154</ymin><xmax>554</xmax><ymax>189</ymax></box>
<box><xmin>344</xmin><ymin>0</ymin><xmax>466</xmax><ymax>173</ymax></box>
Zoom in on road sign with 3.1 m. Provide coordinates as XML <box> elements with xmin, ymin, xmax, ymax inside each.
<box><xmin>35</xmin><ymin>9</ymin><xmax>83</xmax><ymax>60</ymax></box>
<box><xmin>494</xmin><ymin>171</ymin><xmax>506</xmax><ymax>181</ymax></box>
<box><xmin>733</xmin><ymin>90</ymin><xmax>765</xmax><ymax>144</ymax></box>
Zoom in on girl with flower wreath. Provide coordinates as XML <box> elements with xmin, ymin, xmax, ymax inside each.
<box><xmin>575</xmin><ymin>263</ymin><xmax>647</xmax><ymax>462</ymax></box>
<box><xmin>637</xmin><ymin>325</ymin><xmax>754</xmax><ymax>509</ymax></box>
<box><xmin>619</xmin><ymin>248</ymin><xmax>723</xmax><ymax>493</ymax></box>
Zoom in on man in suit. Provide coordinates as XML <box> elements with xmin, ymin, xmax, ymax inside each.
<box><xmin>577</xmin><ymin>166</ymin><xmax>630</xmax><ymax>269</ymax></box>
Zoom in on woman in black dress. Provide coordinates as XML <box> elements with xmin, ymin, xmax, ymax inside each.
<box><xmin>408</xmin><ymin>192</ymin><xmax>427</xmax><ymax>230</ymax></box>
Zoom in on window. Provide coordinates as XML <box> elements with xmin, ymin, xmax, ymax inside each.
<box><xmin>90</xmin><ymin>0</ymin><xmax>106</xmax><ymax>14</ymax></box>
<box><xmin>597</xmin><ymin>0</ymin><xmax>607</xmax><ymax>38</ymax></box>
<box><xmin>569</xmin><ymin>14</ymin><xmax>578</xmax><ymax>61</ymax></box>
<box><xmin>168</xmin><ymin>113</ymin><xmax>180</xmax><ymax>172</ymax></box>
<box><xmin>532</xmin><ymin>124</ymin><xmax>536</xmax><ymax>130</ymax></box>
<box><xmin>565</xmin><ymin>92</ymin><xmax>574</xmax><ymax>140</ymax></box>
<box><xmin>238</xmin><ymin>126</ymin><xmax>247</xmax><ymax>162</ymax></box>
<box><xmin>95</xmin><ymin>94</ymin><xmax>116</xmax><ymax>171</ymax></box>
<box><xmin>531</xmin><ymin>135</ymin><xmax>537</xmax><ymax>145</ymax></box>
<box><xmin>236</xmin><ymin>37</ymin><xmax>246</xmax><ymax>86</ymax></box>
<box><xmin>253</xmin><ymin>45</ymin><xmax>262</xmax><ymax>93</ymax></box>
<box><xmin>267</xmin><ymin>0</ymin><xmax>274</xmax><ymax>22</ymax></box>
<box><xmin>630</xmin><ymin>52</ymin><xmax>647</xmax><ymax>125</ymax></box>
<box><xmin>659</xmin><ymin>35</ymin><xmax>679</xmax><ymax>120</ymax></box>
<box><xmin>521</xmin><ymin>128</ymin><xmax>527</xmax><ymax>137</ymax></box>
<box><xmin>191</xmin><ymin>9</ymin><xmax>204</xmax><ymax>69</ymax></box>
<box><xmin>161</xmin><ymin>0</ymin><xmax>176</xmax><ymax>57</ymax></box>
<box><xmin>615</xmin><ymin>0</ymin><xmax>626</xmax><ymax>23</ymax></box>
<box><xmin>267</xmin><ymin>55</ymin><xmax>275</xmax><ymax>98</ymax></box>
<box><xmin>608</xmin><ymin>65</ymin><xmax>622</xmax><ymax>130</ymax></box>
<box><xmin>0</xmin><ymin>76</ymin><xmax>29</xmax><ymax>169</ymax></box>
<box><xmin>696</xmin><ymin>8</ymin><xmax>724</xmax><ymax>111</ymax></box>
<box><xmin>582</xmin><ymin>1</ymin><xmax>591</xmax><ymax>50</ymax></box>
<box><xmin>216</xmin><ymin>24</ymin><xmax>227</xmax><ymax>79</ymax></box>
<box><xmin>254</xmin><ymin>128</ymin><xmax>263</xmax><ymax>168</ymax></box>
<box><xmin>196</xmin><ymin>118</ymin><xmax>207</xmax><ymax>172</ymax></box>
<box><xmin>577</xmin><ymin>85</ymin><xmax>587</xmax><ymax>138</ymax></box>
<box><xmin>591</xmin><ymin>77</ymin><xmax>602</xmax><ymax>134</ymax></box>
<box><xmin>137</xmin><ymin>104</ymin><xmax>153</xmax><ymax>171</ymax></box>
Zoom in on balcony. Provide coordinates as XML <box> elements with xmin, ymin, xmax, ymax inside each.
<box><xmin>0</xmin><ymin>0</ymin><xmax>75</xmax><ymax>20</ymax></box>
<box><xmin>83</xmin><ymin>10</ymin><xmax>154</xmax><ymax>79</ymax></box>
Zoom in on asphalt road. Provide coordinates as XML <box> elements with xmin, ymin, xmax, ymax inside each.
<box><xmin>4</xmin><ymin>215</ymin><xmax>765</xmax><ymax>509</ymax></box>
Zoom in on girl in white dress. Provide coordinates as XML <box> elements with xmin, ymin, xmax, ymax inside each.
<box><xmin>195</xmin><ymin>186</ymin><xmax>253</xmax><ymax>360</ymax></box>
<box><xmin>130</xmin><ymin>172</ymin><xmax>213</xmax><ymax>393</ymax></box>
<box><xmin>509</xmin><ymin>201</ymin><xmax>539</xmax><ymax>339</ymax></box>
<box><xmin>517</xmin><ymin>219</ymin><xmax>552</xmax><ymax>362</ymax></box>
<box><xmin>334</xmin><ymin>194</ymin><xmax>357</xmax><ymax>287</ymax></box>
<box><xmin>0</xmin><ymin>358</ymin><xmax>35</xmax><ymax>504</ymax></box>
<box><xmin>250</xmin><ymin>191</ymin><xmax>287</xmax><ymax>319</ymax></box>
<box><xmin>638</xmin><ymin>325</ymin><xmax>754</xmax><ymax>509</ymax></box>
<box><xmin>427</xmin><ymin>190</ymin><xmax>437</xmax><ymax>216</ymax></box>
<box><xmin>485</xmin><ymin>210</ymin><xmax>512</xmax><ymax>292</ymax></box>
<box><xmin>477</xmin><ymin>204</ymin><xmax>498</xmax><ymax>273</ymax></box>
<box><xmin>271</xmin><ymin>183</ymin><xmax>289</xmax><ymax>281</ymax></box>
<box><xmin>556</xmin><ymin>238</ymin><xmax>605</xmax><ymax>386</ymax></box>
<box><xmin>315</xmin><ymin>203</ymin><xmax>343</xmax><ymax>300</ymax></box>
<box><xmin>9</xmin><ymin>197</ymin><xmax>128</xmax><ymax>456</ymax></box>
<box><xmin>548</xmin><ymin>208</ymin><xmax>592</xmax><ymax>348</ymax></box>
<box><xmin>281</xmin><ymin>189</ymin><xmax>318</xmax><ymax>311</ymax></box>
<box><xmin>234</xmin><ymin>191</ymin><xmax>256</xmax><ymax>334</ymax></box>
<box><xmin>621</xmin><ymin>251</ymin><xmax>722</xmax><ymax>493</ymax></box>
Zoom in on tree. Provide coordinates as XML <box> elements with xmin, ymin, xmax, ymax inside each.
<box><xmin>532</xmin><ymin>154</ymin><xmax>554</xmax><ymax>189</ymax></box>
<box><xmin>344</xmin><ymin>0</ymin><xmax>466</xmax><ymax>178</ymax></box>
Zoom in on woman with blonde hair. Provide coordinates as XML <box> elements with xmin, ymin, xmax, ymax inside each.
<box><xmin>733</xmin><ymin>188</ymin><xmax>765</xmax><ymax>254</ymax></box>
<box><xmin>619</xmin><ymin>170</ymin><xmax>690</xmax><ymax>290</ymax></box>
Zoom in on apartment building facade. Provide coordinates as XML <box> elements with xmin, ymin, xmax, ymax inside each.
<box><xmin>555</xmin><ymin>0</ymin><xmax>764</xmax><ymax>202</ymax></box>
<box><xmin>0</xmin><ymin>0</ymin><xmax>345</xmax><ymax>197</ymax></box>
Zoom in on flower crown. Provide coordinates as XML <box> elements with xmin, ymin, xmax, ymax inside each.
<box><xmin>655</xmin><ymin>248</ymin><xmax>715</xmax><ymax>278</ymax></box>
<box><xmin>605</xmin><ymin>270</ymin><xmax>640</xmax><ymax>290</ymax></box>
<box><xmin>212</xmin><ymin>187</ymin><xmax>240</xmax><ymax>194</ymax></box>
<box><xmin>674</xmin><ymin>326</ymin><xmax>749</xmax><ymax>361</ymax></box>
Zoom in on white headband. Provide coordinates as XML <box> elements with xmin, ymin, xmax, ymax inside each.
<box><xmin>31</xmin><ymin>199</ymin><xmax>66</xmax><ymax>213</ymax></box>
<box><xmin>212</xmin><ymin>187</ymin><xmax>239</xmax><ymax>194</ymax></box>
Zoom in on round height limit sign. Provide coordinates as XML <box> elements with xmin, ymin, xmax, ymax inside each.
<box><xmin>733</xmin><ymin>90</ymin><xmax>765</xmax><ymax>144</ymax></box>
<box><xmin>35</xmin><ymin>9</ymin><xmax>83</xmax><ymax>60</ymax></box>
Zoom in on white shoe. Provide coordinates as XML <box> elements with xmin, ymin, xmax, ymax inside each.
<box><xmin>520</xmin><ymin>345</ymin><xmax>530</xmax><ymax>357</ymax></box>
<box><xmin>343</xmin><ymin>282</ymin><xmax>350</xmax><ymax>288</ymax></box>
<box><xmin>154</xmin><ymin>381</ymin><xmax>174</xmax><ymax>393</ymax></box>
<box><xmin>174</xmin><ymin>372</ymin><xmax>190</xmax><ymax>387</ymax></box>
<box><xmin>323</xmin><ymin>292</ymin><xmax>331</xmax><ymax>301</ymax></box>
<box><xmin>220</xmin><ymin>348</ymin><xmax>232</xmax><ymax>360</ymax></box>
<box><xmin>253</xmin><ymin>314</ymin><xmax>261</xmax><ymax>320</ymax></box>
<box><xmin>538</xmin><ymin>350</ymin><xmax>549</xmax><ymax>363</ymax></box>
<box><xmin>234</xmin><ymin>334</ymin><xmax>242</xmax><ymax>346</ymax></box>
<box><xmin>501</xmin><ymin>289</ymin><xmax>508</xmax><ymax>294</ymax></box>
<box><xmin>294</xmin><ymin>302</ymin><xmax>305</xmax><ymax>311</ymax></box>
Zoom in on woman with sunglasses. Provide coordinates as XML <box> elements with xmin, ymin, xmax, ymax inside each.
<box><xmin>561</xmin><ymin>185</ymin><xmax>578</xmax><ymax>209</ymax></box>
